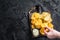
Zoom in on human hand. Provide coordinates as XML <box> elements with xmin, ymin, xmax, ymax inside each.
<box><xmin>44</xmin><ymin>27</ymin><xmax>60</xmax><ymax>39</ymax></box>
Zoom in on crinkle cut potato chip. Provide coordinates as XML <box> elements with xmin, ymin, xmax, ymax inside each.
<box><xmin>30</xmin><ymin>11</ymin><xmax>54</xmax><ymax>37</ymax></box>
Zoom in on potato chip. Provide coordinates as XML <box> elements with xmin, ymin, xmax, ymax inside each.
<box><xmin>31</xmin><ymin>25</ymin><xmax>35</xmax><ymax>29</ymax></box>
<box><xmin>40</xmin><ymin>28</ymin><xmax>45</xmax><ymax>35</ymax></box>
<box><xmin>48</xmin><ymin>23</ymin><xmax>53</xmax><ymax>29</ymax></box>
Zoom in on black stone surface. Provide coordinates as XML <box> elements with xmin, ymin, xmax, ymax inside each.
<box><xmin>0</xmin><ymin>0</ymin><xmax>60</xmax><ymax>40</ymax></box>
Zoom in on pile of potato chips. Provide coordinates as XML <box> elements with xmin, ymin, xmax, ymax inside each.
<box><xmin>31</xmin><ymin>12</ymin><xmax>54</xmax><ymax>36</ymax></box>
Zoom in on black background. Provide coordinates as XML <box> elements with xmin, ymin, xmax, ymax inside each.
<box><xmin>0</xmin><ymin>0</ymin><xmax>60</xmax><ymax>40</ymax></box>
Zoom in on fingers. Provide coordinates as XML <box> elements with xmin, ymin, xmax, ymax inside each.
<box><xmin>45</xmin><ymin>27</ymin><xmax>52</xmax><ymax>31</ymax></box>
<box><xmin>44</xmin><ymin>30</ymin><xmax>48</xmax><ymax>35</ymax></box>
<box><xmin>44</xmin><ymin>27</ymin><xmax>52</xmax><ymax>35</ymax></box>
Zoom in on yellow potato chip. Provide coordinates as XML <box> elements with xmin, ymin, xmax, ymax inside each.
<box><xmin>41</xmin><ymin>12</ymin><xmax>51</xmax><ymax>20</ymax></box>
<box><xmin>42</xmin><ymin>12</ymin><xmax>51</xmax><ymax>17</ymax></box>
<box><xmin>44</xmin><ymin>16</ymin><xmax>51</xmax><ymax>21</ymax></box>
<box><xmin>31</xmin><ymin>12</ymin><xmax>41</xmax><ymax>19</ymax></box>
<box><xmin>34</xmin><ymin>21</ymin><xmax>41</xmax><ymax>29</ymax></box>
<box><xmin>41</xmin><ymin>23</ymin><xmax>48</xmax><ymax>27</ymax></box>
<box><xmin>31</xmin><ymin>16</ymin><xmax>35</xmax><ymax>20</ymax></box>
<box><xmin>48</xmin><ymin>23</ymin><xmax>53</xmax><ymax>29</ymax></box>
<box><xmin>31</xmin><ymin>25</ymin><xmax>35</xmax><ymax>29</ymax></box>
<box><xmin>31</xmin><ymin>19</ymin><xmax>36</xmax><ymax>25</ymax></box>
<box><xmin>37</xmin><ymin>19</ymin><xmax>42</xmax><ymax>25</ymax></box>
<box><xmin>40</xmin><ymin>28</ymin><xmax>45</xmax><ymax>35</ymax></box>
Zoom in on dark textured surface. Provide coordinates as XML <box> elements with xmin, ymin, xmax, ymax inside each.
<box><xmin>0</xmin><ymin>0</ymin><xmax>60</xmax><ymax>40</ymax></box>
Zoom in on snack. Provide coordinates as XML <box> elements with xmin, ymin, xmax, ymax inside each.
<box><xmin>41</xmin><ymin>12</ymin><xmax>52</xmax><ymax>22</ymax></box>
<box><xmin>30</xmin><ymin>12</ymin><xmax>54</xmax><ymax>36</ymax></box>
<box><xmin>31</xmin><ymin>25</ymin><xmax>35</xmax><ymax>29</ymax></box>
